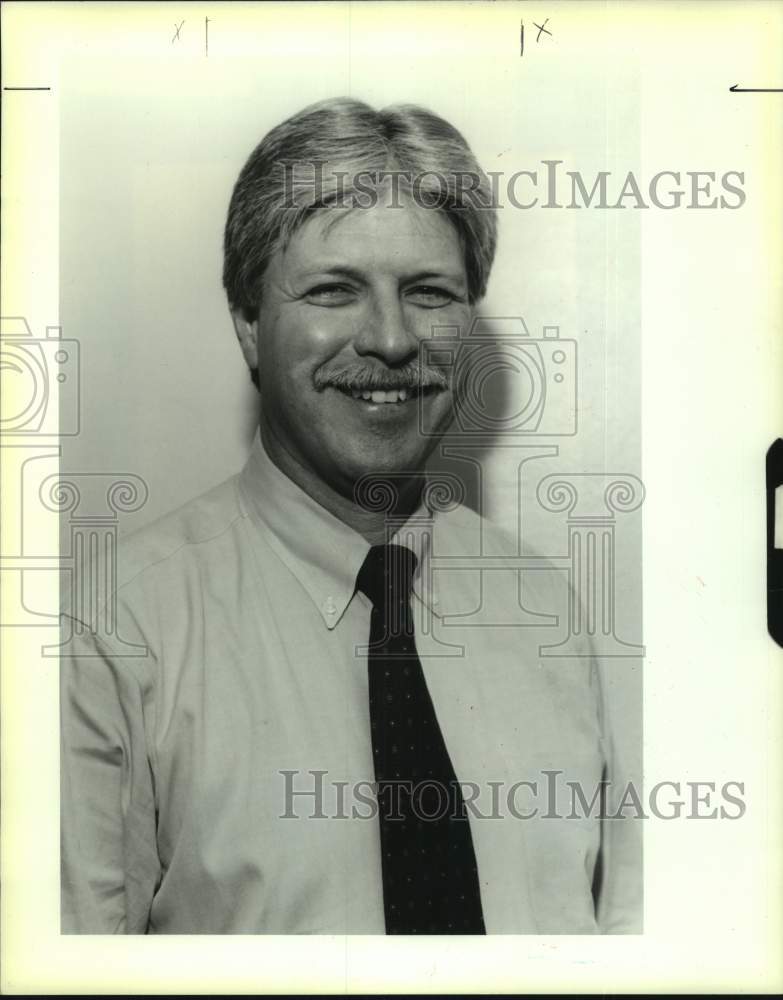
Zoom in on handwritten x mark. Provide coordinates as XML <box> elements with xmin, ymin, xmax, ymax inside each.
<box><xmin>534</xmin><ymin>18</ymin><xmax>552</xmax><ymax>42</ymax></box>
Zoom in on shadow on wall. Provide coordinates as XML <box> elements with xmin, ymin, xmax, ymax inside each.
<box><xmin>426</xmin><ymin>314</ymin><xmax>577</xmax><ymax>516</ymax></box>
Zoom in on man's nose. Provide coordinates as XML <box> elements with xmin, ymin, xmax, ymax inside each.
<box><xmin>354</xmin><ymin>293</ymin><xmax>418</xmax><ymax>365</ymax></box>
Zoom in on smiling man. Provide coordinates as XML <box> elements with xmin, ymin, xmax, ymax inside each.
<box><xmin>60</xmin><ymin>98</ymin><xmax>641</xmax><ymax>935</ymax></box>
<box><xmin>229</xmin><ymin>189</ymin><xmax>466</xmax><ymax>531</ymax></box>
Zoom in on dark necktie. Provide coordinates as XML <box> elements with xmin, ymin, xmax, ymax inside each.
<box><xmin>356</xmin><ymin>543</ymin><xmax>486</xmax><ymax>935</ymax></box>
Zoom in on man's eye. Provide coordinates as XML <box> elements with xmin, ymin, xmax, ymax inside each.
<box><xmin>406</xmin><ymin>286</ymin><xmax>459</xmax><ymax>308</ymax></box>
<box><xmin>305</xmin><ymin>284</ymin><xmax>355</xmax><ymax>305</ymax></box>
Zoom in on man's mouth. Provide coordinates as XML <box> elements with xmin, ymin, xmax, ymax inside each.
<box><xmin>332</xmin><ymin>385</ymin><xmax>441</xmax><ymax>404</ymax></box>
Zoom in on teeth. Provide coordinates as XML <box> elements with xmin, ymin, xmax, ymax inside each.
<box><xmin>349</xmin><ymin>387</ymin><xmax>415</xmax><ymax>403</ymax></box>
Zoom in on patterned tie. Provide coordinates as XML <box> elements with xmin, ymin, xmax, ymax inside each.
<box><xmin>356</xmin><ymin>543</ymin><xmax>486</xmax><ymax>935</ymax></box>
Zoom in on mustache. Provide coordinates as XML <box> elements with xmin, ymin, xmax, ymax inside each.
<box><xmin>313</xmin><ymin>363</ymin><xmax>449</xmax><ymax>392</ymax></box>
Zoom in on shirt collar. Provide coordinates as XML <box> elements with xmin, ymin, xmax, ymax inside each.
<box><xmin>237</xmin><ymin>432</ymin><xmax>441</xmax><ymax>629</ymax></box>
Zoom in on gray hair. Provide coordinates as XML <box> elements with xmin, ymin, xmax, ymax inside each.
<box><xmin>223</xmin><ymin>97</ymin><xmax>498</xmax><ymax>320</ymax></box>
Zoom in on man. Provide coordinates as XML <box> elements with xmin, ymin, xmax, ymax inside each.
<box><xmin>60</xmin><ymin>98</ymin><xmax>641</xmax><ymax>934</ymax></box>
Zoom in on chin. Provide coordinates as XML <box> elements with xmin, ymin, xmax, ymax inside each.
<box><xmin>349</xmin><ymin>442</ymin><xmax>432</xmax><ymax>474</ymax></box>
<box><xmin>330</xmin><ymin>446</ymin><xmax>431</xmax><ymax>493</ymax></box>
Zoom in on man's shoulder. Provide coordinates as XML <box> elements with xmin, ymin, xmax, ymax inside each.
<box><xmin>436</xmin><ymin>501</ymin><xmax>572</xmax><ymax>621</ymax></box>
<box><xmin>60</xmin><ymin>470</ymin><xmax>254</xmax><ymax>645</ymax></box>
<box><xmin>435</xmin><ymin>501</ymin><xmax>554</xmax><ymax>565</ymax></box>
<box><xmin>113</xmin><ymin>474</ymin><xmax>246</xmax><ymax>593</ymax></box>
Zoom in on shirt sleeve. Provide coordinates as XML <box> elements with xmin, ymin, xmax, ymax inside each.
<box><xmin>60</xmin><ymin>612</ymin><xmax>160</xmax><ymax>934</ymax></box>
<box><xmin>590</xmin><ymin>657</ymin><xmax>644</xmax><ymax>933</ymax></box>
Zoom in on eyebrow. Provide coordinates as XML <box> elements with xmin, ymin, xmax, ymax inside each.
<box><xmin>299</xmin><ymin>266</ymin><xmax>467</xmax><ymax>285</ymax></box>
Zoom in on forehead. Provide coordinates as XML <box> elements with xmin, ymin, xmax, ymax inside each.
<box><xmin>281</xmin><ymin>200</ymin><xmax>465</xmax><ymax>278</ymax></box>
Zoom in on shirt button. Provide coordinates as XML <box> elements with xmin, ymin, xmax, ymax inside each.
<box><xmin>323</xmin><ymin>596</ymin><xmax>337</xmax><ymax>620</ymax></box>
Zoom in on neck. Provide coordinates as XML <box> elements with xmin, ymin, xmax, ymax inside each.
<box><xmin>259</xmin><ymin>424</ymin><xmax>425</xmax><ymax>546</ymax></box>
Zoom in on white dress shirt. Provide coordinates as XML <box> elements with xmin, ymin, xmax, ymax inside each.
<box><xmin>60</xmin><ymin>432</ymin><xmax>642</xmax><ymax>934</ymax></box>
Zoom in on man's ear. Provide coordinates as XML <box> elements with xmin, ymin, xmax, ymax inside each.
<box><xmin>230</xmin><ymin>308</ymin><xmax>260</xmax><ymax>372</ymax></box>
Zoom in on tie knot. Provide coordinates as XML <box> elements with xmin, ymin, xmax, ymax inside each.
<box><xmin>356</xmin><ymin>544</ymin><xmax>418</xmax><ymax>612</ymax></box>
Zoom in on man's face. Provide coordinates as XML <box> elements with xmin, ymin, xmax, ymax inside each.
<box><xmin>232</xmin><ymin>197</ymin><xmax>473</xmax><ymax>499</ymax></box>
